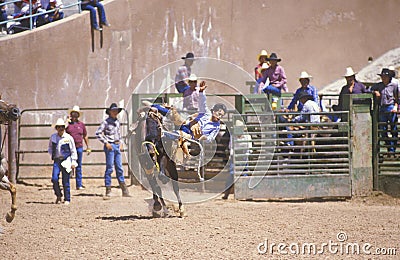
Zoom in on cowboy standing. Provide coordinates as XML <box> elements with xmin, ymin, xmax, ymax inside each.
<box><xmin>66</xmin><ymin>105</ymin><xmax>90</xmax><ymax>190</ymax></box>
<box><xmin>95</xmin><ymin>103</ymin><xmax>130</xmax><ymax>198</ymax></box>
<box><xmin>371</xmin><ymin>68</ymin><xmax>399</xmax><ymax>154</ymax></box>
<box><xmin>48</xmin><ymin>118</ymin><xmax>77</xmax><ymax>205</ymax></box>
<box><xmin>334</xmin><ymin>67</ymin><xmax>370</xmax><ymax>111</ymax></box>
<box><xmin>287</xmin><ymin>71</ymin><xmax>319</xmax><ymax>111</ymax></box>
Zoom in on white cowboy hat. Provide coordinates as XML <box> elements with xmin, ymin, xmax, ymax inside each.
<box><xmin>343</xmin><ymin>67</ymin><xmax>356</xmax><ymax>77</ymax></box>
<box><xmin>188</xmin><ymin>74</ymin><xmax>198</xmax><ymax>81</ymax></box>
<box><xmin>68</xmin><ymin>105</ymin><xmax>82</xmax><ymax>117</ymax></box>
<box><xmin>257</xmin><ymin>50</ymin><xmax>269</xmax><ymax>60</ymax></box>
<box><xmin>52</xmin><ymin>118</ymin><xmax>67</xmax><ymax>129</ymax></box>
<box><xmin>299</xmin><ymin>71</ymin><xmax>313</xmax><ymax>79</ymax></box>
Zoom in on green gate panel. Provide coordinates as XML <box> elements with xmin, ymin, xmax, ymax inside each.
<box><xmin>234</xmin><ymin>174</ymin><xmax>351</xmax><ymax>200</ymax></box>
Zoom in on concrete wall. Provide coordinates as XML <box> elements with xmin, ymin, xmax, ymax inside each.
<box><xmin>1</xmin><ymin>0</ymin><xmax>400</xmax><ymax>111</ymax></box>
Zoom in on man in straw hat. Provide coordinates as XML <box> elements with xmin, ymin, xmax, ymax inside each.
<box><xmin>254</xmin><ymin>49</ymin><xmax>269</xmax><ymax>81</ymax></box>
<box><xmin>287</xmin><ymin>71</ymin><xmax>319</xmax><ymax>111</ymax></box>
<box><xmin>66</xmin><ymin>105</ymin><xmax>90</xmax><ymax>190</ymax></box>
<box><xmin>48</xmin><ymin>118</ymin><xmax>77</xmax><ymax>205</ymax></box>
<box><xmin>371</xmin><ymin>68</ymin><xmax>399</xmax><ymax>154</ymax></box>
<box><xmin>182</xmin><ymin>73</ymin><xmax>200</xmax><ymax>111</ymax></box>
<box><xmin>95</xmin><ymin>103</ymin><xmax>131</xmax><ymax>199</ymax></box>
<box><xmin>175</xmin><ymin>52</ymin><xmax>195</xmax><ymax>94</ymax></box>
<box><xmin>333</xmin><ymin>67</ymin><xmax>369</xmax><ymax>111</ymax></box>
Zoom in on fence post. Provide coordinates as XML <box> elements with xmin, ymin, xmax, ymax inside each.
<box><xmin>8</xmin><ymin>120</ymin><xmax>18</xmax><ymax>184</ymax></box>
<box><xmin>350</xmin><ymin>94</ymin><xmax>373</xmax><ymax>196</ymax></box>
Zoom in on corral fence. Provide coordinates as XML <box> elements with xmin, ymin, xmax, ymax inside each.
<box><xmin>16</xmin><ymin>107</ymin><xmax>131</xmax><ymax>181</ymax></box>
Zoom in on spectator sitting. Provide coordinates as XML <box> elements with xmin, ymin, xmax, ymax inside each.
<box><xmin>287</xmin><ymin>71</ymin><xmax>319</xmax><ymax>111</ymax></box>
<box><xmin>46</xmin><ymin>0</ymin><xmax>64</xmax><ymax>23</ymax></box>
<box><xmin>257</xmin><ymin>52</ymin><xmax>289</xmax><ymax>96</ymax></box>
<box><xmin>292</xmin><ymin>92</ymin><xmax>320</xmax><ymax>123</ymax></box>
<box><xmin>253</xmin><ymin>63</ymin><xmax>269</xmax><ymax>94</ymax></box>
<box><xmin>175</xmin><ymin>52</ymin><xmax>195</xmax><ymax>93</ymax></box>
<box><xmin>254</xmin><ymin>50</ymin><xmax>269</xmax><ymax>81</ymax></box>
<box><xmin>81</xmin><ymin>0</ymin><xmax>110</xmax><ymax>31</ymax></box>
<box><xmin>333</xmin><ymin>67</ymin><xmax>370</xmax><ymax>111</ymax></box>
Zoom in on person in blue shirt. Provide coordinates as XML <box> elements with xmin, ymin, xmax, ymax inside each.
<box><xmin>287</xmin><ymin>71</ymin><xmax>319</xmax><ymax>111</ymax></box>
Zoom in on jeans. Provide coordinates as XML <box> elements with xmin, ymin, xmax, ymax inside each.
<box><xmin>104</xmin><ymin>143</ymin><xmax>125</xmax><ymax>187</ymax></box>
<box><xmin>82</xmin><ymin>2</ymin><xmax>107</xmax><ymax>28</ymax></box>
<box><xmin>51</xmin><ymin>159</ymin><xmax>71</xmax><ymax>201</ymax></box>
<box><xmin>262</xmin><ymin>84</ymin><xmax>282</xmax><ymax>96</ymax></box>
<box><xmin>75</xmin><ymin>147</ymin><xmax>83</xmax><ymax>188</ymax></box>
<box><xmin>379</xmin><ymin>104</ymin><xmax>398</xmax><ymax>152</ymax></box>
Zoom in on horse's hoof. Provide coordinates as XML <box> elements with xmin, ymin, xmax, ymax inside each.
<box><xmin>162</xmin><ymin>207</ymin><xmax>169</xmax><ymax>217</ymax></box>
<box><xmin>152</xmin><ymin>211</ymin><xmax>161</xmax><ymax>218</ymax></box>
<box><xmin>153</xmin><ymin>201</ymin><xmax>162</xmax><ymax>212</ymax></box>
<box><xmin>179</xmin><ymin>206</ymin><xmax>187</xmax><ymax>218</ymax></box>
<box><xmin>6</xmin><ymin>212</ymin><xmax>14</xmax><ymax>223</ymax></box>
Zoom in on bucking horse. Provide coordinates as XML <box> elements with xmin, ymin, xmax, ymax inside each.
<box><xmin>0</xmin><ymin>97</ymin><xmax>21</xmax><ymax>223</ymax></box>
<box><xmin>131</xmin><ymin>106</ymin><xmax>187</xmax><ymax>217</ymax></box>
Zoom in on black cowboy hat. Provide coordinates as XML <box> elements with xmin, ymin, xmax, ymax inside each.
<box><xmin>106</xmin><ymin>103</ymin><xmax>122</xmax><ymax>115</ymax></box>
<box><xmin>267</xmin><ymin>53</ymin><xmax>281</xmax><ymax>62</ymax></box>
<box><xmin>377</xmin><ymin>68</ymin><xmax>392</xmax><ymax>77</ymax></box>
<box><xmin>297</xmin><ymin>91</ymin><xmax>313</xmax><ymax>100</ymax></box>
<box><xmin>181</xmin><ymin>52</ymin><xmax>195</xmax><ymax>60</ymax></box>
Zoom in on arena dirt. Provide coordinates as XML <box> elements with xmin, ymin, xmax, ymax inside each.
<box><xmin>1</xmin><ymin>179</ymin><xmax>399</xmax><ymax>259</ymax></box>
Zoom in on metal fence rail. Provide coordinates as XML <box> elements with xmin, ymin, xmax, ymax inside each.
<box><xmin>232</xmin><ymin>111</ymin><xmax>350</xmax><ymax>177</ymax></box>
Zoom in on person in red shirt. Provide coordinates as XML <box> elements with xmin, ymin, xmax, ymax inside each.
<box><xmin>66</xmin><ymin>106</ymin><xmax>90</xmax><ymax>190</ymax></box>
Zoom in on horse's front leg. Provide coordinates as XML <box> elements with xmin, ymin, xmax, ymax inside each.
<box><xmin>6</xmin><ymin>182</ymin><xmax>17</xmax><ymax>223</ymax></box>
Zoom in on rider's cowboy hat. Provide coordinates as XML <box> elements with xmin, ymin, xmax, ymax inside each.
<box><xmin>299</xmin><ymin>71</ymin><xmax>313</xmax><ymax>79</ymax></box>
<box><xmin>343</xmin><ymin>67</ymin><xmax>356</xmax><ymax>77</ymax></box>
<box><xmin>267</xmin><ymin>53</ymin><xmax>281</xmax><ymax>62</ymax></box>
<box><xmin>106</xmin><ymin>103</ymin><xmax>122</xmax><ymax>115</ymax></box>
<box><xmin>68</xmin><ymin>105</ymin><xmax>82</xmax><ymax>117</ymax></box>
<box><xmin>52</xmin><ymin>118</ymin><xmax>67</xmax><ymax>129</ymax></box>
<box><xmin>181</xmin><ymin>52</ymin><xmax>195</xmax><ymax>60</ymax></box>
<box><xmin>297</xmin><ymin>91</ymin><xmax>313</xmax><ymax>100</ymax></box>
<box><xmin>257</xmin><ymin>50</ymin><xmax>269</xmax><ymax>60</ymax></box>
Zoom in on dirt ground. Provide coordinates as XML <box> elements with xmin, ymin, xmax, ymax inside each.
<box><xmin>1</xmin><ymin>179</ymin><xmax>400</xmax><ymax>259</ymax></box>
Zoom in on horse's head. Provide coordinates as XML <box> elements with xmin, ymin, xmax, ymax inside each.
<box><xmin>0</xmin><ymin>100</ymin><xmax>21</xmax><ymax>123</ymax></box>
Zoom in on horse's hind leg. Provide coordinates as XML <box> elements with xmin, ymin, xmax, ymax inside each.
<box><xmin>145</xmin><ymin>174</ymin><xmax>167</xmax><ymax>215</ymax></box>
<box><xmin>167</xmin><ymin>159</ymin><xmax>186</xmax><ymax>217</ymax></box>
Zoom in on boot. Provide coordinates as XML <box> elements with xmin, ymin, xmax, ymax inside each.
<box><xmin>119</xmin><ymin>182</ymin><xmax>131</xmax><ymax>197</ymax></box>
<box><xmin>103</xmin><ymin>186</ymin><xmax>112</xmax><ymax>200</ymax></box>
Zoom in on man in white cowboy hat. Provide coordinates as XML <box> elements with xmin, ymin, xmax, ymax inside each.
<box><xmin>287</xmin><ymin>71</ymin><xmax>319</xmax><ymax>111</ymax></box>
<box><xmin>371</xmin><ymin>68</ymin><xmax>399</xmax><ymax>154</ymax></box>
<box><xmin>181</xmin><ymin>73</ymin><xmax>200</xmax><ymax>111</ymax></box>
<box><xmin>334</xmin><ymin>67</ymin><xmax>369</xmax><ymax>111</ymax></box>
<box><xmin>175</xmin><ymin>52</ymin><xmax>195</xmax><ymax>94</ymax></box>
<box><xmin>66</xmin><ymin>105</ymin><xmax>90</xmax><ymax>190</ymax></box>
<box><xmin>96</xmin><ymin>103</ymin><xmax>131</xmax><ymax>198</ymax></box>
<box><xmin>254</xmin><ymin>49</ymin><xmax>269</xmax><ymax>81</ymax></box>
<box><xmin>48</xmin><ymin>118</ymin><xmax>77</xmax><ymax>205</ymax></box>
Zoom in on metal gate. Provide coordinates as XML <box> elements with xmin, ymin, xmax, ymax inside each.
<box><xmin>232</xmin><ymin>102</ymin><xmax>352</xmax><ymax>200</ymax></box>
<box><xmin>17</xmin><ymin>107</ymin><xmax>130</xmax><ymax>180</ymax></box>
<box><xmin>372</xmin><ymin>102</ymin><xmax>400</xmax><ymax>196</ymax></box>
